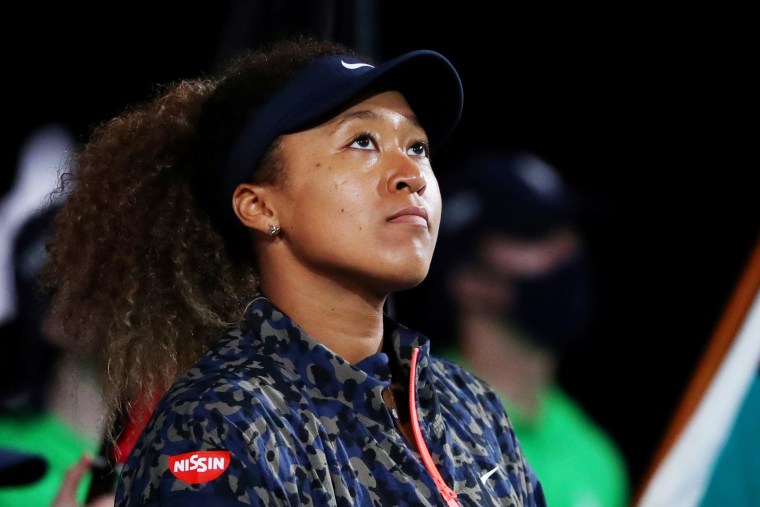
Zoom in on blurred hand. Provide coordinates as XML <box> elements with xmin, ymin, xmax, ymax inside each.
<box><xmin>52</xmin><ymin>454</ymin><xmax>115</xmax><ymax>507</ymax></box>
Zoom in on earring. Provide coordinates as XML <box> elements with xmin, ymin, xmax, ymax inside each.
<box><xmin>268</xmin><ymin>224</ymin><xmax>281</xmax><ymax>237</ymax></box>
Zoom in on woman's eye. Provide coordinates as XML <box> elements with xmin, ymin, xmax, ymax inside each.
<box><xmin>407</xmin><ymin>142</ymin><xmax>430</xmax><ymax>158</ymax></box>
<box><xmin>349</xmin><ymin>134</ymin><xmax>375</xmax><ymax>150</ymax></box>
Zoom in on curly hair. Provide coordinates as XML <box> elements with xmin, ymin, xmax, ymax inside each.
<box><xmin>39</xmin><ymin>36</ymin><xmax>364</xmax><ymax>438</ymax></box>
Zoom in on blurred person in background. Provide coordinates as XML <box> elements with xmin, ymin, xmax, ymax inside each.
<box><xmin>422</xmin><ymin>149</ymin><xmax>631</xmax><ymax>507</ymax></box>
<box><xmin>0</xmin><ymin>201</ymin><xmax>110</xmax><ymax>506</ymax></box>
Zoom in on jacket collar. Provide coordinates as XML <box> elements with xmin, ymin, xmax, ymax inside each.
<box><xmin>241</xmin><ymin>296</ymin><xmax>432</xmax><ymax>396</ymax></box>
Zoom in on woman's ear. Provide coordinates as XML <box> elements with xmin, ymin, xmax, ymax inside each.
<box><xmin>232</xmin><ymin>183</ymin><xmax>275</xmax><ymax>234</ymax></box>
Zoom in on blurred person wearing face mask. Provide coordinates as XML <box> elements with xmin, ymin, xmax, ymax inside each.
<box><xmin>428</xmin><ymin>150</ymin><xmax>631</xmax><ymax>507</ymax></box>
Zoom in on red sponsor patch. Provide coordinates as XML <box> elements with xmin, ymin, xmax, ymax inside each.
<box><xmin>168</xmin><ymin>450</ymin><xmax>231</xmax><ymax>484</ymax></box>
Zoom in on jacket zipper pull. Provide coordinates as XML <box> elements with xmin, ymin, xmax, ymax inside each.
<box><xmin>382</xmin><ymin>386</ymin><xmax>400</xmax><ymax>421</ymax></box>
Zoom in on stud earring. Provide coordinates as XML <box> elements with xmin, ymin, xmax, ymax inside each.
<box><xmin>268</xmin><ymin>224</ymin><xmax>281</xmax><ymax>237</ymax></box>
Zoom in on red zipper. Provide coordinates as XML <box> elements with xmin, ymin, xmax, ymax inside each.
<box><xmin>409</xmin><ymin>347</ymin><xmax>460</xmax><ymax>507</ymax></box>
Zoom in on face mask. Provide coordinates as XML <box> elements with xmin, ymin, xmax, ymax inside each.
<box><xmin>508</xmin><ymin>253</ymin><xmax>594</xmax><ymax>352</ymax></box>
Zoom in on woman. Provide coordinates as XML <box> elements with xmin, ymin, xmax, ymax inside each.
<box><xmin>42</xmin><ymin>36</ymin><xmax>546</xmax><ymax>506</ymax></box>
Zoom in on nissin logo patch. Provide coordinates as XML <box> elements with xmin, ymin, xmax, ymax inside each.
<box><xmin>169</xmin><ymin>450</ymin><xmax>230</xmax><ymax>484</ymax></box>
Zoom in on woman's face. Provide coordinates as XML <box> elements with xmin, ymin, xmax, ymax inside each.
<box><xmin>268</xmin><ymin>90</ymin><xmax>442</xmax><ymax>297</ymax></box>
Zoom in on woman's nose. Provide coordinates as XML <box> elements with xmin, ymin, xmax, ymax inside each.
<box><xmin>388</xmin><ymin>157</ymin><xmax>427</xmax><ymax>194</ymax></box>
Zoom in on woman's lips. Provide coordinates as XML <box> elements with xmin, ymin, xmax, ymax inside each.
<box><xmin>388</xmin><ymin>206</ymin><xmax>428</xmax><ymax>226</ymax></box>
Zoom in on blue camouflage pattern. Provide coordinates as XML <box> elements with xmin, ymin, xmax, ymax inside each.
<box><xmin>115</xmin><ymin>296</ymin><xmax>546</xmax><ymax>506</ymax></box>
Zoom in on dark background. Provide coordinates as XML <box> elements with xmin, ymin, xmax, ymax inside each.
<box><xmin>6</xmin><ymin>1</ymin><xmax>758</xmax><ymax>493</ymax></box>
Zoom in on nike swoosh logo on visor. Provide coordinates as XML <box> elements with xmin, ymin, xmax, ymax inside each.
<box><xmin>341</xmin><ymin>60</ymin><xmax>374</xmax><ymax>70</ymax></box>
<box><xmin>480</xmin><ymin>465</ymin><xmax>500</xmax><ymax>483</ymax></box>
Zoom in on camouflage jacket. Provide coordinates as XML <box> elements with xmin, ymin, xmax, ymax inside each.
<box><xmin>115</xmin><ymin>296</ymin><xmax>545</xmax><ymax>506</ymax></box>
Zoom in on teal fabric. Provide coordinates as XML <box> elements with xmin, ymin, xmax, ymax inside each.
<box><xmin>698</xmin><ymin>370</ymin><xmax>760</xmax><ymax>506</ymax></box>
